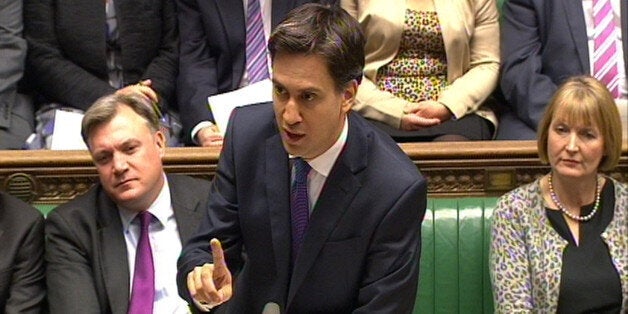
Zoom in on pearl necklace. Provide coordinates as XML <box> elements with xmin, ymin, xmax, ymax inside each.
<box><xmin>548</xmin><ymin>173</ymin><xmax>601</xmax><ymax>222</ymax></box>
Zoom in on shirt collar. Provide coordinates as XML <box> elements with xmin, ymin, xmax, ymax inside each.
<box><xmin>119</xmin><ymin>173</ymin><xmax>172</xmax><ymax>232</ymax></box>
<box><xmin>294</xmin><ymin>116</ymin><xmax>348</xmax><ymax>177</ymax></box>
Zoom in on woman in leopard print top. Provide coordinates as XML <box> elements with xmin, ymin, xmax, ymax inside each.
<box><xmin>490</xmin><ymin>76</ymin><xmax>628</xmax><ymax>313</ymax></box>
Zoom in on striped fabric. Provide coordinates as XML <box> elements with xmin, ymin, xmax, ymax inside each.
<box><xmin>291</xmin><ymin>158</ymin><xmax>311</xmax><ymax>265</ymax></box>
<box><xmin>592</xmin><ymin>0</ymin><xmax>620</xmax><ymax>98</ymax></box>
<box><xmin>245</xmin><ymin>0</ymin><xmax>270</xmax><ymax>83</ymax></box>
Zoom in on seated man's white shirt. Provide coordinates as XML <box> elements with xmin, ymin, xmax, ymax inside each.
<box><xmin>119</xmin><ymin>174</ymin><xmax>190</xmax><ymax>313</ymax></box>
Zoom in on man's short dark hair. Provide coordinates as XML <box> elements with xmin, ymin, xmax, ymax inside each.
<box><xmin>268</xmin><ymin>3</ymin><xmax>365</xmax><ymax>91</ymax></box>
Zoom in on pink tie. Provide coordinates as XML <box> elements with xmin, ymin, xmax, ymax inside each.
<box><xmin>592</xmin><ymin>0</ymin><xmax>620</xmax><ymax>98</ymax></box>
<box><xmin>245</xmin><ymin>0</ymin><xmax>270</xmax><ymax>83</ymax></box>
<box><xmin>128</xmin><ymin>211</ymin><xmax>155</xmax><ymax>314</ymax></box>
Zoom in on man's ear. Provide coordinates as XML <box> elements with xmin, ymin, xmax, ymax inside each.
<box><xmin>155</xmin><ymin>131</ymin><xmax>166</xmax><ymax>157</ymax></box>
<box><xmin>341</xmin><ymin>79</ymin><xmax>358</xmax><ymax>113</ymax></box>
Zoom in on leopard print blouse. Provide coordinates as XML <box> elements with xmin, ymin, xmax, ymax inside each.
<box><xmin>489</xmin><ymin>177</ymin><xmax>628</xmax><ymax>313</ymax></box>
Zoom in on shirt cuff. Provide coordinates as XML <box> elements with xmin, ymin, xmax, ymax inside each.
<box><xmin>191</xmin><ymin>121</ymin><xmax>216</xmax><ymax>145</ymax></box>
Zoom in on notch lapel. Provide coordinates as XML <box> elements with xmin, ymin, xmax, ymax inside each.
<box><xmin>561</xmin><ymin>0</ymin><xmax>590</xmax><ymax>72</ymax></box>
<box><xmin>168</xmin><ymin>175</ymin><xmax>206</xmax><ymax>244</ymax></box>
<box><xmin>287</xmin><ymin>114</ymin><xmax>368</xmax><ymax>306</ymax></box>
<box><xmin>271</xmin><ymin>0</ymin><xmax>296</xmax><ymax>29</ymax></box>
<box><xmin>286</xmin><ymin>161</ymin><xmax>361</xmax><ymax>305</ymax></box>
<box><xmin>215</xmin><ymin>0</ymin><xmax>246</xmax><ymax>89</ymax></box>
<box><xmin>265</xmin><ymin>134</ymin><xmax>292</xmax><ymax>278</ymax></box>
<box><xmin>97</xmin><ymin>196</ymin><xmax>131</xmax><ymax>314</ymax></box>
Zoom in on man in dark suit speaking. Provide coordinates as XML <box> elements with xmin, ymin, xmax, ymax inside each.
<box><xmin>177</xmin><ymin>4</ymin><xmax>428</xmax><ymax>313</ymax></box>
<box><xmin>45</xmin><ymin>94</ymin><xmax>211</xmax><ymax>313</ymax></box>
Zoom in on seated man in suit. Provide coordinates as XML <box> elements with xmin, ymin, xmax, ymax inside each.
<box><xmin>45</xmin><ymin>94</ymin><xmax>211</xmax><ymax>313</ymax></box>
<box><xmin>497</xmin><ymin>0</ymin><xmax>627</xmax><ymax>139</ymax></box>
<box><xmin>0</xmin><ymin>0</ymin><xmax>34</xmax><ymax>149</ymax></box>
<box><xmin>175</xmin><ymin>0</ymin><xmax>336</xmax><ymax>146</ymax></box>
<box><xmin>177</xmin><ymin>4</ymin><xmax>427</xmax><ymax>313</ymax></box>
<box><xmin>0</xmin><ymin>192</ymin><xmax>45</xmax><ymax>313</ymax></box>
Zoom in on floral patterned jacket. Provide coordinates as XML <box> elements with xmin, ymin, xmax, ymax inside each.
<box><xmin>489</xmin><ymin>177</ymin><xmax>628</xmax><ymax>313</ymax></box>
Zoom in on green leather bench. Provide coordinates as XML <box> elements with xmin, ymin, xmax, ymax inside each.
<box><xmin>7</xmin><ymin>141</ymin><xmax>626</xmax><ymax>314</ymax></box>
<box><xmin>414</xmin><ymin>198</ymin><xmax>497</xmax><ymax>314</ymax></box>
<box><xmin>36</xmin><ymin>197</ymin><xmax>498</xmax><ymax>314</ymax></box>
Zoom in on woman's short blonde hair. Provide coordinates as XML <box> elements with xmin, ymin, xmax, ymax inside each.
<box><xmin>537</xmin><ymin>75</ymin><xmax>623</xmax><ymax>171</ymax></box>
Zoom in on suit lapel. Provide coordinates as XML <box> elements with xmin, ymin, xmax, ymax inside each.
<box><xmin>287</xmin><ymin>114</ymin><xmax>368</xmax><ymax>305</ymax></box>
<box><xmin>215</xmin><ymin>0</ymin><xmax>246</xmax><ymax>89</ymax></box>
<box><xmin>215</xmin><ymin>0</ymin><xmax>245</xmax><ymax>41</ymax></box>
<box><xmin>561</xmin><ymin>0</ymin><xmax>590</xmax><ymax>72</ymax></box>
<box><xmin>271</xmin><ymin>0</ymin><xmax>296</xmax><ymax>29</ymax></box>
<box><xmin>97</xmin><ymin>194</ymin><xmax>131</xmax><ymax>314</ymax></box>
<box><xmin>168</xmin><ymin>175</ymin><xmax>205</xmax><ymax>244</ymax></box>
<box><xmin>265</xmin><ymin>134</ymin><xmax>292</xmax><ymax>279</ymax></box>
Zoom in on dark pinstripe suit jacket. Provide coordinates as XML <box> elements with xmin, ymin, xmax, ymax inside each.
<box><xmin>24</xmin><ymin>0</ymin><xmax>178</xmax><ymax>111</ymax></box>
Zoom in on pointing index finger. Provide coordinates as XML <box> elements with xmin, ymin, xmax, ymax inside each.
<box><xmin>210</xmin><ymin>238</ymin><xmax>226</xmax><ymax>268</ymax></box>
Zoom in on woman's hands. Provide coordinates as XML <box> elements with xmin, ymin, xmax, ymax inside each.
<box><xmin>401</xmin><ymin>100</ymin><xmax>453</xmax><ymax>131</ymax></box>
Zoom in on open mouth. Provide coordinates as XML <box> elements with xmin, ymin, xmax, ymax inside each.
<box><xmin>284</xmin><ymin>129</ymin><xmax>305</xmax><ymax>142</ymax></box>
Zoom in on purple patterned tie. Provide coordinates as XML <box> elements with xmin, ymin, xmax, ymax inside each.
<box><xmin>291</xmin><ymin>158</ymin><xmax>311</xmax><ymax>264</ymax></box>
<box><xmin>593</xmin><ymin>0</ymin><xmax>620</xmax><ymax>97</ymax></box>
<box><xmin>128</xmin><ymin>211</ymin><xmax>155</xmax><ymax>314</ymax></box>
<box><xmin>245</xmin><ymin>0</ymin><xmax>270</xmax><ymax>83</ymax></box>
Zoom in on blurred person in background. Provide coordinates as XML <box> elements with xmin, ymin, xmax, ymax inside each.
<box><xmin>341</xmin><ymin>0</ymin><xmax>499</xmax><ymax>142</ymax></box>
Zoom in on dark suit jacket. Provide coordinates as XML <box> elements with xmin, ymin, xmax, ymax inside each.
<box><xmin>0</xmin><ymin>192</ymin><xmax>46</xmax><ymax>313</ymax></box>
<box><xmin>46</xmin><ymin>175</ymin><xmax>210</xmax><ymax>314</ymax></box>
<box><xmin>0</xmin><ymin>0</ymin><xmax>34</xmax><ymax>149</ymax></box>
<box><xmin>176</xmin><ymin>0</ymin><xmax>337</xmax><ymax>144</ymax></box>
<box><xmin>23</xmin><ymin>0</ymin><xmax>178</xmax><ymax>111</ymax></box>
<box><xmin>499</xmin><ymin>0</ymin><xmax>628</xmax><ymax>135</ymax></box>
<box><xmin>177</xmin><ymin>103</ymin><xmax>427</xmax><ymax>313</ymax></box>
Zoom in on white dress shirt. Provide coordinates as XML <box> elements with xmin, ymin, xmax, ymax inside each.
<box><xmin>296</xmin><ymin>116</ymin><xmax>349</xmax><ymax>213</ymax></box>
<box><xmin>119</xmin><ymin>175</ymin><xmax>190</xmax><ymax>313</ymax></box>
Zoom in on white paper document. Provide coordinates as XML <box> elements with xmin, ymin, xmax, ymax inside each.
<box><xmin>50</xmin><ymin>109</ymin><xmax>88</xmax><ymax>150</ymax></box>
<box><xmin>207</xmin><ymin>79</ymin><xmax>273</xmax><ymax>136</ymax></box>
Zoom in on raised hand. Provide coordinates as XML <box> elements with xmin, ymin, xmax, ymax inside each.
<box><xmin>187</xmin><ymin>238</ymin><xmax>233</xmax><ymax>310</ymax></box>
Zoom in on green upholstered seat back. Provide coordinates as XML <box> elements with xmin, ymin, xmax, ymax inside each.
<box><xmin>414</xmin><ymin>198</ymin><xmax>497</xmax><ymax>314</ymax></box>
<box><xmin>37</xmin><ymin>197</ymin><xmax>499</xmax><ymax>313</ymax></box>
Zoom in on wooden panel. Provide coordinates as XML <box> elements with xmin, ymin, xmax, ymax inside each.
<box><xmin>1</xmin><ymin>141</ymin><xmax>626</xmax><ymax>205</ymax></box>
